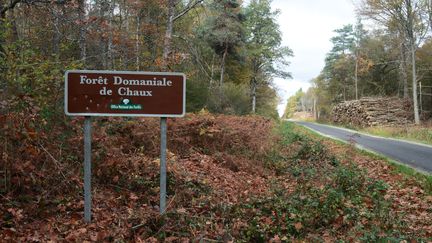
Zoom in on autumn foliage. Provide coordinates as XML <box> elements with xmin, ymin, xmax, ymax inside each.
<box><xmin>1</xmin><ymin>107</ymin><xmax>432</xmax><ymax>241</ymax></box>
<box><xmin>1</xmin><ymin>107</ymin><xmax>275</xmax><ymax>241</ymax></box>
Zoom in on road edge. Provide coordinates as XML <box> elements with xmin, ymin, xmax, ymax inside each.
<box><xmin>293</xmin><ymin>121</ymin><xmax>432</xmax><ymax>176</ymax></box>
<box><xmin>291</xmin><ymin>120</ymin><xmax>432</xmax><ymax>149</ymax></box>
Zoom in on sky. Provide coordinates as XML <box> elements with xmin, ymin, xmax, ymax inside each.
<box><xmin>270</xmin><ymin>0</ymin><xmax>358</xmax><ymax>116</ymax></box>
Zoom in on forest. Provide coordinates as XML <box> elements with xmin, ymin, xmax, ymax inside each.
<box><xmin>283</xmin><ymin>0</ymin><xmax>432</xmax><ymax>126</ymax></box>
<box><xmin>2</xmin><ymin>0</ymin><xmax>432</xmax><ymax>241</ymax></box>
<box><xmin>0</xmin><ymin>0</ymin><xmax>291</xmax><ymax>120</ymax></box>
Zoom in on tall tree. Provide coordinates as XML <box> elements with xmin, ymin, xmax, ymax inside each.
<box><xmin>162</xmin><ymin>0</ymin><xmax>175</xmax><ymax>70</ymax></box>
<box><xmin>244</xmin><ymin>0</ymin><xmax>292</xmax><ymax>113</ymax></box>
<box><xmin>360</xmin><ymin>0</ymin><xmax>429</xmax><ymax>124</ymax></box>
<box><xmin>162</xmin><ymin>0</ymin><xmax>204</xmax><ymax>70</ymax></box>
<box><xmin>77</xmin><ymin>0</ymin><xmax>87</xmax><ymax>62</ymax></box>
<box><xmin>0</xmin><ymin>0</ymin><xmax>287</xmax><ymax>118</ymax></box>
<box><xmin>198</xmin><ymin>0</ymin><xmax>244</xmax><ymax>87</ymax></box>
<box><xmin>282</xmin><ymin>88</ymin><xmax>304</xmax><ymax>119</ymax></box>
<box><xmin>330</xmin><ymin>25</ymin><xmax>355</xmax><ymax>55</ymax></box>
<box><xmin>354</xmin><ymin>19</ymin><xmax>367</xmax><ymax>99</ymax></box>
<box><xmin>323</xmin><ymin>25</ymin><xmax>356</xmax><ymax>102</ymax></box>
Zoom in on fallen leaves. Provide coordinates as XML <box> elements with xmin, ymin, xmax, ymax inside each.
<box><xmin>294</xmin><ymin>222</ymin><xmax>303</xmax><ymax>231</ymax></box>
<box><xmin>319</xmin><ymin>130</ymin><xmax>432</xmax><ymax>237</ymax></box>
<box><xmin>129</xmin><ymin>193</ymin><xmax>139</xmax><ymax>201</ymax></box>
<box><xmin>2</xmin><ymin>113</ymin><xmax>431</xmax><ymax>241</ymax></box>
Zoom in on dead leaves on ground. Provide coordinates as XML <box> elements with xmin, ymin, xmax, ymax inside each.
<box><xmin>1</xmin><ymin>113</ymin><xmax>431</xmax><ymax>241</ymax></box>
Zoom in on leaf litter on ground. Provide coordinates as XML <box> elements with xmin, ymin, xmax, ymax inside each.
<box><xmin>1</xmin><ymin>112</ymin><xmax>431</xmax><ymax>241</ymax></box>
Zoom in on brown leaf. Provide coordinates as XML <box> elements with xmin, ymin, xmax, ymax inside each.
<box><xmin>130</xmin><ymin>193</ymin><xmax>139</xmax><ymax>200</ymax></box>
<box><xmin>97</xmin><ymin>231</ymin><xmax>109</xmax><ymax>241</ymax></box>
<box><xmin>294</xmin><ymin>222</ymin><xmax>303</xmax><ymax>231</ymax></box>
<box><xmin>77</xmin><ymin>228</ymin><xmax>87</xmax><ymax>234</ymax></box>
<box><xmin>270</xmin><ymin>235</ymin><xmax>281</xmax><ymax>243</ymax></box>
<box><xmin>145</xmin><ymin>237</ymin><xmax>159</xmax><ymax>243</ymax></box>
<box><xmin>177</xmin><ymin>208</ymin><xmax>187</xmax><ymax>214</ymax></box>
<box><xmin>90</xmin><ymin>233</ymin><xmax>98</xmax><ymax>242</ymax></box>
<box><xmin>165</xmin><ymin>236</ymin><xmax>179</xmax><ymax>242</ymax></box>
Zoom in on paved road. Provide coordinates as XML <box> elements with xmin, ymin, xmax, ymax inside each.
<box><xmin>294</xmin><ymin>121</ymin><xmax>432</xmax><ymax>173</ymax></box>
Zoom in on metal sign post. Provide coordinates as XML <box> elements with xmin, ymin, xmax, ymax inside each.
<box><xmin>84</xmin><ymin>116</ymin><xmax>92</xmax><ymax>223</ymax></box>
<box><xmin>159</xmin><ymin>117</ymin><xmax>167</xmax><ymax>214</ymax></box>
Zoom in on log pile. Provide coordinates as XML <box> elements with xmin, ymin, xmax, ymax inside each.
<box><xmin>332</xmin><ymin>97</ymin><xmax>413</xmax><ymax>127</ymax></box>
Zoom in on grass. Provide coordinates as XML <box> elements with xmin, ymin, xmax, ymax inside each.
<box><xmin>361</xmin><ymin>125</ymin><xmax>432</xmax><ymax>146</ymax></box>
<box><xmin>314</xmin><ymin>119</ymin><xmax>432</xmax><ymax>146</ymax></box>
<box><xmin>289</xmin><ymin>121</ymin><xmax>432</xmax><ymax>195</ymax></box>
<box><xmin>353</xmin><ymin>146</ymin><xmax>432</xmax><ymax>195</ymax></box>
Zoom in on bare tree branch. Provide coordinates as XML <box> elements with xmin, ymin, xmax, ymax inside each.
<box><xmin>173</xmin><ymin>0</ymin><xmax>204</xmax><ymax>22</ymax></box>
<box><xmin>1</xmin><ymin>0</ymin><xmax>69</xmax><ymax>17</ymax></box>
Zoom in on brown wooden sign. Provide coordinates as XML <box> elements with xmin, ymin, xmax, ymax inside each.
<box><xmin>65</xmin><ymin>70</ymin><xmax>186</xmax><ymax>117</ymax></box>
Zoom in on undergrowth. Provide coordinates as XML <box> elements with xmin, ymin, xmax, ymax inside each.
<box><xmin>323</xmin><ymin>119</ymin><xmax>432</xmax><ymax>146</ymax></box>
<box><xmin>362</xmin><ymin>125</ymin><xmax>432</xmax><ymax>146</ymax></box>
<box><xmin>1</xmin><ymin>111</ymin><xmax>431</xmax><ymax>241</ymax></box>
<box><xmin>228</xmin><ymin>122</ymin><xmax>413</xmax><ymax>242</ymax></box>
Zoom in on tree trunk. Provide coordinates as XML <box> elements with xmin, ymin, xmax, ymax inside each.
<box><xmin>313</xmin><ymin>98</ymin><xmax>317</xmax><ymax>120</ymax></box>
<box><xmin>301</xmin><ymin>98</ymin><xmax>305</xmax><ymax>112</ymax></box>
<box><xmin>118</xmin><ymin>1</ymin><xmax>128</xmax><ymax>69</ymax></box>
<box><xmin>0</xmin><ymin>1</ymin><xmax>19</xmax><ymax>115</ymax></box>
<box><xmin>251</xmin><ymin>78</ymin><xmax>257</xmax><ymax>113</ymax></box>
<box><xmin>429</xmin><ymin>0</ymin><xmax>432</xmax><ymax>32</ymax></box>
<box><xmin>0</xmin><ymin>0</ymin><xmax>21</xmax><ymax>55</ymax></box>
<box><xmin>52</xmin><ymin>6</ymin><xmax>60</xmax><ymax>57</ymax></box>
<box><xmin>9</xmin><ymin>8</ymin><xmax>18</xmax><ymax>42</ymax></box>
<box><xmin>355</xmin><ymin>53</ymin><xmax>359</xmax><ymax>100</ymax></box>
<box><xmin>78</xmin><ymin>0</ymin><xmax>87</xmax><ymax>63</ymax></box>
<box><xmin>343</xmin><ymin>79</ymin><xmax>346</xmax><ymax>101</ymax></box>
<box><xmin>0</xmin><ymin>15</ymin><xmax>5</xmax><ymax>57</ymax></box>
<box><xmin>0</xmin><ymin>5</ymin><xmax>6</xmax><ymax>116</ymax></box>
<box><xmin>411</xmin><ymin>41</ymin><xmax>420</xmax><ymax>124</ymax></box>
<box><xmin>99</xmin><ymin>1</ymin><xmax>108</xmax><ymax>68</ymax></box>
<box><xmin>107</xmin><ymin>2</ymin><xmax>114</xmax><ymax>69</ymax></box>
<box><xmin>405</xmin><ymin>0</ymin><xmax>420</xmax><ymax>124</ymax></box>
<box><xmin>135</xmin><ymin>15</ymin><xmax>140</xmax><ymax>71</ymax></box>
<box><xmin>219</xmin><ymin>44</ymin><xmax>228</xmax><ymax>87</ymax></box>
<box><xmin>162</xmin><ymin>0</ymin><xmax>175</xmax><ymax>71</ymax></box>
<box><xmin>399</xmin><ymin>42</ymin><xmax>409</xmax><ymax>98</ymax></box>
<box><xmin>210</xmin><ymin>53</ymin><xmax>215</xmax><ymax>86</ymax></box>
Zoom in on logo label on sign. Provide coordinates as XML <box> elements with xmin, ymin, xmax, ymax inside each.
<box><xmin>110</xmin><ymin>99</ymin><xmax>142</xmax><ymax>110</ymax></box>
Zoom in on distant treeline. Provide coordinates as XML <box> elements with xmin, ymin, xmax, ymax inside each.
<box><xmin>284</xmin><ymin>0</ymin><xmax>432</xmax><ymax>124</ymax></box>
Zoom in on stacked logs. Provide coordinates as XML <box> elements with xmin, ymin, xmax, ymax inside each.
<box><xmin>332</xmin><ymin>97</ymin><xmax>413</xmax><ymax>127</ymax></box>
